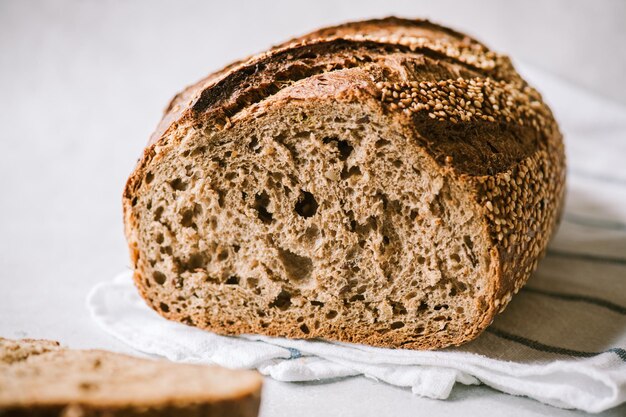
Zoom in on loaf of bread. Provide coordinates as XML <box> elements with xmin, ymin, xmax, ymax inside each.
<box><xmin>123</xmin><ymin>17</ymin><xmax>565</xmax><ymax>350</ymax></box>
<box><xmin>0</xmin><ymin>338</ymin><xmax>262</xmax><ymax>416</ymax></box>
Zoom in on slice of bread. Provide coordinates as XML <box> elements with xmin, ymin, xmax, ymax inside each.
<box><xmin>123</xmin><ymin>17</ymin><xmax>566</xmax><ymax>349</ymax></box>
<box><xmin>0</xmin><ymin>338</ymin><xmax>61</xmax><ymax>365</ymax></box>
<box><xmin>0</xmin><ymin>338</ymin><xmax>262</xmax><ymax>416</ymax></box>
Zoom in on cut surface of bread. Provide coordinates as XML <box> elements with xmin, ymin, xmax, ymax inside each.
<box><xmin>0</xmin><ymin>338</ymin><xmax>262</xmax><ymax>416</ymax></box>
<box><xmin>0</xmin><ymin>338</ymin><xmax>61</xmax><ymax>365</ymax></box>
<box><xmin>123</xmin><ymin>17</ymin><xmax>566</xmax><ymax>350</ymax></box>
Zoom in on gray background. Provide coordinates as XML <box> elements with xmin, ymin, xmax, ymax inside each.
<box><xmin>1</xmin><ymin>1</ymin><xmax>625</xmax><ymax>416</ymax></box>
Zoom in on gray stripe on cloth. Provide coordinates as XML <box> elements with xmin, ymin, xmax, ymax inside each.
<box><xmin>522</xmin><ymin>287</ymin><xmax>626</xmax><ymax>315</ymax></box>
<box><xmin>487</xmin><ymin>328</ymin><xmax>626</xmax><ymax>361</ymax></box>
<box><xmin>546</xmin><ymin>249</ymin><xmax>626</xmax><ymax>266</ymax></box>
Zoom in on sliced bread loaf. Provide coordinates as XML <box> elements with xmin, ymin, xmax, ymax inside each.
<box><xmin>0</xmin><ymin>338</ymin><xmax>61</xmax><ymax>365</ymax></box>
<box><xmin>0</xmin><ymin>338</ymin><xmax>262</xmax><ymax>416</ymax></box>
<box><xmin>123</xmin><ymin>17</ymin><xmax>566</xmax><ymax>349</ymax></box>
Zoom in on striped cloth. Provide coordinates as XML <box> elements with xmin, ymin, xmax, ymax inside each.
<box><xmin>87</xmin><ymin>64</ymin><xmax>626</xmax><ymax>413</ymax></box>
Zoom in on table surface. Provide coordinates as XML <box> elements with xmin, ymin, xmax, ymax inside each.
<box><xmin>2</xmin><ymin>1</ymin><xmax>625</xmax><ymax>416</ymax></box>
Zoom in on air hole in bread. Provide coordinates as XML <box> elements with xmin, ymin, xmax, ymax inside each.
<box><xmin>154</xmin><ymin>207</ymin><xmax>164</xmax><ymax>221</ymax></box>
<box><xmin>145</xmin><ymin>172</ymin><xmax>154</xmax><ymax>184</ymax></box>
<box><xmin>300</xmin><ymin>323</ymin><xmax>310</xmax><ymax>334</ymax></box>
<box><xmin>277</xmin><ymin>248</ymin><xmax>313</xmax><ymax>281</ymax></box>
<box><xmin>339</xmin><ymin>281</ymin><xmax>355</xmax><ymax>295</ymax></box>
<box><xmin>174</xmin><ymin>276</ymin><xmax>184</xmax><ymax>289</ymax></box>
<box><xmin>392</xmin><ymin>159</ymin><xmax>403</xmax><ymax>168</ymax></box>
<box><xmin>390</xmin><ymin>321</ymin><xmax>405</xmax><ymax>329</ymax></box>
<box><xmin>225</xmin><ymin>276</ymin><xmax>240</xmax><ymax>285</ymax></box>
<box><xmin>190</xmin><ymin>146</ymin><xmax>206</xmax><ymax>157</ymax></box>
<box><xmin>325</xmin><ymin>310</ymin><xmax>338</xmax><ymax>319</ymax></box>
<box><xmin>208</xmin><ymin>216</ymin><xmax>218</xmax><ymax>230</ymax></box>
<box><xmin>310</xmin><ymin>300</ymin><xmax>324</xmax><ymax>307</ymax></box>
<box><xmin>184</xmin><ymin>253</ymin><xmax>207</xmax><ymax>271</ymax></box>
<box><xmin>253</xmin><ymin>191</ymin><xmax>273</xmax><ymax>224</ymax></box>
<box><xmin>246</xmin><ymin>277</ymin><xmax>258</xmax><ymax>289</ymax></box>
<box><xmin>295</xmin><ymin>191</ymin><xmax>318</xmax><ymax>217</ymax></box>
<box><xmin>340</xmin><ymin>165</ymin><xmax>361</xmax><ymax>180</ymax></box>
<box><xmin>390</xmin><ymin>301</ymin><xmax>407</xmax><ymax>315</ymax></box>
<box><xmin>375</xmin><ymin>138</ymin><xmax>390</xmax><ymax>148</ymax></box>
<box><xmin>153</xmin><ymin>271</ymin><xmax>166</xmax><ymax>285</ymax></box>
<box><xmin>248</xmin><ymin>137</ymin><xmax>260</xmax><ymax>153</ymax></box>
<box><xmin>78</xmin><ymin>381</ymin><xmax>96</xmax><ymax>391</ymax></box>
<box><xmin>216</xmin><ymin>189</ymin><xmax>225</xmax><ymax>208</ymax></box>
<box><xmin>323</xmin><ymin>136</ymin><xmax>353</xmax><ymax>161</ymax></box>
<box><xmin>270</xmin><ymin>290</ymin><xmax>292</xmax><ymax>310</ymax></box>
<box><xmin>170</xmin><ymin>178</ymin><xmax>188</xmax><ymax>191</ymax></box>
<box><xmin>180</xmin><ymin>209</ymin><xmax>195</xmax><ymax>228</ymax></box>
<box><xmin>159</xmin><ymin>302</ymin><xmax>170</xmax><ymax>312</ymax></box>
<box><xmin>217</xmin><ymin>250</ymin><xmax>229</xmax><ymax>261</ymax></box>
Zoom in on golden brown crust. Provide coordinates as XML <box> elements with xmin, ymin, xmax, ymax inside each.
<box><xmin>123</xmin><ymin>17</ymin><xmax>566</xmax><ymax>349</ymax></box>
<box><xmin>143</xmin><ymin>17</ymin><xmax>515</xmax><ymax>148</ymax></box>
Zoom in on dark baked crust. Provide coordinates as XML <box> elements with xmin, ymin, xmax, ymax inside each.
<box><xmin>0</xmin><ymin>392</ymin><xmax>260</xmax><ymax>417</ymax></box>
<box><xmin>123</xmin><ymin>17</ymin><xmax>566</xmax><ymax>349</ymax></box>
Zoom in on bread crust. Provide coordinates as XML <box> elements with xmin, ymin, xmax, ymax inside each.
<box><xmin>0</xmin><ymin>340</ymin><xmax>262</xmax><ymax>417</ymax></box>
<box><xmin>123</xmin><ymin>17</ymin><xmax>566</xmax><ymax>349</ymax></box>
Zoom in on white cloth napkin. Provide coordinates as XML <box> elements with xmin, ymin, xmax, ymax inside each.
<box><xmin>87</xmin><ymin>65</ymin><xmax>626</xmax><ymax>413</ymax></box>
